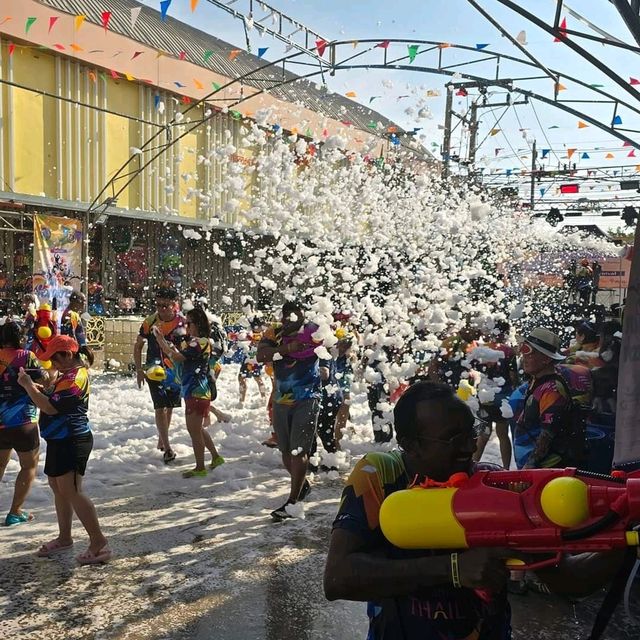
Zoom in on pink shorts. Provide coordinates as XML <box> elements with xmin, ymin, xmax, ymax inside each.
<box><xmin>185</xmin><ymin>397</ymin><xmax>210</xmax><ymax>418</ymax></box>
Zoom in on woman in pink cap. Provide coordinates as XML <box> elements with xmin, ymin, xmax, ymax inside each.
<box><xmin>17</xmin><ymin>334</ymin><xmax>110</xmax><ymax>565</ymax></box>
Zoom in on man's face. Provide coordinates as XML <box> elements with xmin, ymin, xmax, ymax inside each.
<box><xmin>156</xmin><ymin>298</ymin><xmax>175</xmax><ymax>321</ymax></box>
<box><xmin>521</xmin><ymin>342</ymin><xmax>553</xmax><ymax>376</ymax></box>
<box><xmin>408</xmin><ymin>401</ymin><xmax>477</xmax><ymax>480</ymax></box>
<box><xmin>281</xmin><ymin>308</ymin><xmax>304</xmax><ymax>335</ymax></box>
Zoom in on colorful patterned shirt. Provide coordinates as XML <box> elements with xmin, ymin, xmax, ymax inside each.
<box><xmin>260</xmin><ymin>323</ymin><xmax>321</xmax><ymax>405</ymax></box>
<box><xmin>139</xmin><ymin>312</ymin><xmax>186</xmax><ymax>389</ymax></box>
<box><xmin>39</xmin><ymin>365</ymin><xmax>91</xmax><ymax>440</ymax></box>
<box><xmin>514</xmin><ymin>374</ymin><xmax>571</xmax><ymax>468</ymax></box>
<box><xmin>175</xmin><ymin>336</ymin><xmax>212</xmax><ymax>401</ymax></box>
<box><xmin>60</xmin><ymin>308</ymin><xmax>87</xmax><ymax>346</ymax></box>
<box><xmin>0</xmin><ymin>349</ymin><xmax>43</xmax><ymax>429</ymax></box>
<box><xmin>333</xmin><ymin>451</ymin><xmax>511</xmax><ymax>640</ymax></box>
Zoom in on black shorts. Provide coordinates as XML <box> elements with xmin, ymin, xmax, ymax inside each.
<box><xmin>44</xmin><ymin>432</ymin><xmax>93</xmax><ymax>477</ymax></box>
<box><xmin>0</xmin><ymin>423</ymin><xmax>40</xmax><ymax>452</ymax></box>
<box><xmin>147</xmin><ymin>379</ymin><xmax>181</xmax><ymax>410</ymax></box>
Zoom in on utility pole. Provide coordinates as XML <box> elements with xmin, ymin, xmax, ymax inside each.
<box><xmin>467</xmin><ymin>101</ymin><xmax>479</xmax><ymax>172</ymax></box>
<box><xmin>441</xmin><ymin>84</ymin><xmax>454</xmax><ymax>179</ymax></box>
<box><xmin>530</xmin><ymin>139</ymin><xmax>537</xmax><ymax>210</ymax></box>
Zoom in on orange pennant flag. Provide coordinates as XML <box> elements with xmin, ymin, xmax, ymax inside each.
<box><xmin>88</xmin><ymin>71</ymin><xmax>97</xmax><ymax>83</ymax></box>
<box><xmin>345</xmin><ymin>91</ymin><xmax>357</xmax><ymax>98</ymax></box>
<box><xmin>606</xmin><ymin>153</ymin><xmax>615</xmax><ymax>159</ymax></box>
<box><xmin>194</xmin><ymin>78</ymin><xmax>204</xmax><ymax>90</ymax></box>
<box><xmin>636</xmin><ymin>164</ymin><xmax>640</xmax><ymax>172</ymax></box>
<box><xmin>567</xmin><ymin>148</ymin><xmax>576</xmax><ymax>159</ymax></box>
<box><xmin>438</xmin><ymin>43</ymin><xmax>451</xmax><ymax>49</ymax></box>
<box><xmin>70</xmin><ymin>43</ymin><xmax>84</xmax><ymax>52</ymax></box>
<box><xmin>228</xmin><ymin>49</ymin><xmax>241</xmax><ymax>61</ymax></box>
<box><xmin>191</xmin><ymin>0</ymin><xmax>200</xmax><ymax>10</ymax></box>
<box><xmin>75</xmin><ymin>15</ymin><xmax>86</xmax><ymax>31</ymax></box>
<box><xmin>578</xmin><ymin>121</ymin><xmax>588</xmax><ymax>128</ymax></box>
<box><xmin>556</xmin><ymin>82</ymin><xmax>567</xmax><ymax>92</ymax></box>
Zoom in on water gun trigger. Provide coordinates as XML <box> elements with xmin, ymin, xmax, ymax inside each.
<box><xmin>505</xmin><ymin>552</ymin><xmax>562</xmax><ymax>572</ymax></box>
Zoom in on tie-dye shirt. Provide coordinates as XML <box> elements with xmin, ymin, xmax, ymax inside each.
<box><xmin>39</xmin><ymin>366</ymin><xmax>91</xmax><ymax>440</ymax></box>
<box><xmin>0</xmin><ymin>349</ymin><xmax>43</xmax><ymax>429</ymax></box>
<box><xmin>260</xmin><ymin>323</ymin><xmax>321</xmax><ymax>405</ymax></box>
<box><xmin>139</xmin><ymin>312</ymin><xmax>186</xmax><ymax>391</ymax></box>
<box><xmin>175</xmin><ymin>336</ymin><xmax>212</xmax><ymax>401</ymax></box>
<box><xmin>333</xmin><ymin>451</ymin><xmax>511</xmax><ymax>640</ymax></box>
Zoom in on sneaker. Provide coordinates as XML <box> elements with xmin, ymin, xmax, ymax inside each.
<box><xmin>209</xmin><ymin>455</ymin><xmax>225</xmax><ymax>470</ymax></box>
<box><xmin>163</xmin><ymin>450</ymin><xmax>176</xmax><ymax>464</ymax></box>
<box><xmin>182</xmin><ymin>468</ymin><xmax>207</xmax><ymax>478</ymax></box>
<box><xmin>271</xmin><ymin>500</ymin><xmax>294</xmax><ymax>522</ymax></box>
<box><xmin>298</xmin><ymin>480</ymin><xmax>311</xmax><ymax>501</ymax></box>
<box><xmin>5</xmin><ymin>512</ymin><xmax>32</xmax><ymax>526</ymax></box>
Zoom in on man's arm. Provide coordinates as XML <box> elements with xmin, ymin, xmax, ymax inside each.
<box><xmin>134</xmin><ymin>335</ymin><xmax>146</xmax><ymax>388</ymax></box>
<box><xmin>324</xmin><ymin>528</ymin><xmax>509</xmax><ymax>601</ymax></box>
<box><xmin>256</xmin><ymin>339</ymin><xmax>302</xmax><ymax>363</ymax></box>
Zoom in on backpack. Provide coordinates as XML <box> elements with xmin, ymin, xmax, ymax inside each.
<box><xmin>553</xmin><ymin>364</ymin><xmax>593</xmax><ymax>467</ymax></box>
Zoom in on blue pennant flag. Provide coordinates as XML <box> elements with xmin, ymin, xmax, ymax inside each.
<box><xmin>258</xmin><ymin>47</ymin><xmax>268</xmax><ymax>58</ymax></box>
<box><xmin>154</xmin><ymin>95</ymin><xmax>161</xmax><ymax>109</ymax></box>
<box><xmin>540</xmin><ymin>187</ymin><xmax>546</xmax><ymax>196</ymax></box>
<box><xmin>613</xmin><ymin>115</ymin><xmax>623</xmax><ymax>125</ymax></box>
<box><xmin>506</xmin><ymin>169</ymin><xmax>512</xmax><ymax>176</ymax></box>
<box><xmin>541</xmin><ymin>148</ymin><xmax>550</xmax><ymax>159</ymax></box>
<box><xmin>475</xmin><ymin>43</ymin><xmax>489</xmax><ymax>50</ymax></box>
<box><xmin>160</xmin><ymin>0</ymin><xmax>172</xmax><ymax>22</ymax></box>
<box><xmin>581</xmin><ymin>152</ymin><xmax>590</xmax><ymax>159</ymax></box>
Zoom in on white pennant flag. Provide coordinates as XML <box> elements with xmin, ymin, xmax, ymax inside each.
<box><xmin>131</xmin><ymin>7</ymin><xmax>142</xmax><ymax>30</ymax></box>
<box><xmin>516</xmin><ymin>30</ymin><xmax>527</xmax><ymax>45</ymax></box>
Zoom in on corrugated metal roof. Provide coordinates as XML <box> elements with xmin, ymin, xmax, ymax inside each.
<box><xmin>37</xmin><ymin>0</ymin><xmax>403</xmax><ymax>135</ymax></box>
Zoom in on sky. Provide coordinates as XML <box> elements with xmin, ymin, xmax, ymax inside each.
<box><xmin>138</xmin><ymin>0</ymin><xmax>640</xmax><ymax>215</ymax></box>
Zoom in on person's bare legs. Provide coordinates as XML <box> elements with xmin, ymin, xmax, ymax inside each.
<box><xmin>46</xmin><ymin>476</ymin><xmax>75</xmax><ymax>548</ymax></box>
<box><xmin>256</xmin><ymin>376</ymin><xmax>267</xmax><ymax>400</ymax></box>
<box><xmin>472</xmin><ymin>429</ymin><xmax>491</xmax><ymax>463</ymax></box>
<box><xmin>495</xmin><ymin>420</ymin><xmax>512</xmax><ymax>469</ymax></box>
<box><xmin>202</xmin><ymin>426</ymin><xmax>219</xmax><ymax>461</ymax></box>
<box><xmin>238</xmin><ymin>376</ymin><xmax>247</xmax><ymax>404</ymax></box>
<box><xmin>0</xmin><ymin>449</ymin><xmax>11</xmax><ymax>484</ymax></box>
<box><xmin>335</xmin><ymin>401</ymin><xmax>350</xmax><ymax>450</ymax></box>
<box><xmin>8</xmin><ymin>448</ymin><xmax>39</xmax><ymax>516</ymax></box>
<box><xmin>186</xmin><ymin>412</ymin><xmax>206</xmax><ymax>471</ymax></box>
<box><xmin>155</xmin><ymin>407</ymin><xmax>173</xmax><ymax>453</ymax></box>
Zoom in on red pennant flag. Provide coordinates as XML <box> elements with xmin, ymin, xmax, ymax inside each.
<box><xmin>48</xmin><ymin>17</ymin><xmax>59</xmax><ymax>33</ymax></box>
<box><xmin>53</xmin><ymin>44</ymin><xmax>65</xmax><ymax>50</ymax></box>
<box><xmin>179</xmin><ymin>51</ymin><xmax>187</xmax><ymax>60</ymax></box>
<box><xmin>101</xmin><ymin>11</ymin><xmax>112</xmax><ymax>32</ymax></box>
<box><xmin>376</xmin><ymin>40</ymin><xmax>390</xmax><ymax>49</ymax></box>
<box><xmin>624</xmin><ymin>141</ymin><xmax>633</xmax><ymax>147</ymax></box>
<box><xmin>182</xmin><ymin>96</ymin><xmax>192</xmax><ymax>104</ymax></box>
<box><xmin>132</xmin><ymin>51</ymin><xmax>143</xmax><ymax>60</ymax></box>
<box><xmin>554</xmin><ymin>17</ymin><xmax>567</xmax><ymax>42</ymax></box>
<box><xmin>110</xmin><ymin>69</ymin><xmax>119</xmax><ymax>79</ymax></box>
<box><xmin>629</xmin><ymin>150</ymin><xmax>637</xmax><ymax>158</ymax></box>
<box><xmin>8</xmin><ymin>43</ymin><xmax>15</xmax><ymax>56</ymax></box>
<box><xmin>631</xmin><ymin>77</ymin><xmax>640</xmax><ymax>86</ymax></box>
<box><xmin>315</xmin><ymin>39</ymin><xmax>328</xmax><ymax>57</ymax></box>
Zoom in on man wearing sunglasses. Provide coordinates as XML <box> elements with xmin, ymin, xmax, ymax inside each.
<box><xmin>134</xmin><ymin>287</ymin><xmax>185</xmax><ymax>464</ymax></box>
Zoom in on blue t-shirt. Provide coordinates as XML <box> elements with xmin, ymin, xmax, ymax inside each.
<box><xmin>0</xmin><ymin>348</ymin><xmax>43</xmax><ymax>429</ymax></box>
<box><xmin>39</xmin><ymin>366</ymin><xmax>91</xmax><ymax>440</ymax></box>
<box><xmin>333</xmin><ymin>451</ymin><xmax>511</xmax><ymax>640</ymax></box>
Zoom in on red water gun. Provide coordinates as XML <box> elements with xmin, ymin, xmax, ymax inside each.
<box><xmin>379</xmin><ymin>468</ymin><xmax>640</xmax><ymax>570</ymax></box>
<box><xmin>31</xmin><ymin>299</ymin><xmax>58</xmax><ymax>363</ymax></box>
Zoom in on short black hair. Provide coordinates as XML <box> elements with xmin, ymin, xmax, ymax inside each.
<box><xmin>576</xmin><ymin>320</ymin><xmax>598</xmax><ymax>343</ymax></box>
<box><xmin>0</xmin><ymin>321</ymin><xmax>23</xmax><ymax>349</ymax></box>
<box><xmin>156</xmin><ymin>287</ymin><xmax>177</xmax><ymax>301</ymax></box>
<box><xmin>393</xmin><ymin>381</ymin><xmax>474</xmax><ymax>443</ymax></box>
<box><xmin>282</xmin><ymin>300</ymin><xmax>303</xmax><ymax>316</ymax></box>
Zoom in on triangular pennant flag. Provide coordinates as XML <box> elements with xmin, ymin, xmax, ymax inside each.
<box><xmin>110</xmin><ymin>69</ymin><xmax>119</xmax><ymax>79</ymax></box>
<box><xmin>228</xmin><ymin>49</ymin><xmax>241</xmax><ymax>61</ymax></box>
<box><xmin>541</xmin><ymin>149</ymin><xmax>550</xmax><ymax>159</ymax></box>
<box><xmin>578</xmin><ymin>121</ymin><xmax>588</xmax><ymax>128</ymax></box>
<box><xmin>438</xmin><ymin>43</ymin><xmax>451</xmax><ymax>49</ymax></box>
<box><xmin>70</xmin><ymin>43</ymin><xmax>84</xmax><ymax>52</ymax></box>
<box><xmin>25</xmin><ymin>17</ymin><xmax>37</xmax><ymax>34</ymax></box>
<box><xmin>549</xmin><ymin>125</ymin><xmax>560</xmax><ymax>129</ymax></box>
<box><xmin>567</xmin><ymin>148</ymin><xmax>576</xmax><ymax>159</ymax></box>
<box><xmin>160</xmin><ymin>0</ymin><xmax>172</xmax><ymax>22</ymax></box>
<box><xmin>75</xmin><ymin>15</ymin><xmax>86</xmax><ymax>31</ymax></box>
<box><xmin>154</xmin><ymin>95</ymin><xmax>161</xmax><ymax>110</ymax></box>
<box><xmin>125</xmin><ymin>72</ymin><xmax>135</xmax><ymax>81</ymax></box>
<box><xmin>407</xmin><ymin>44</ymin><xmax>419</xmax><ymax>63</ymax></box>
<box><xmin>490</xmin><ymin>128</ymin><xmax>500</xmax><ymax>136</ymax></box>
<box><xmin>101</xmin><ymin>11</ymin><xmax>112</xmax><ymax>32</ymax></box>
<box><xmin>606</xmin><ymin>153</ymin><xmax>615</xmax><ymax>159</ymax></box>
<box><xmin>212</xmin><ymin>82</ymin><xmax>221</xmax><ymax>91</ymax></box>
<box><xmin>48</xmin><ymin>17</ymin><xmax>59</xmax><ymax>34</ymax></box>
<box><xmin>8</xmin><ymin>43</ymin><xmax>15</xmax><ymax>57</ymax></box>
<box><xmin>88</xmin><ymin>71</ymin><xmax>97</xmax><ymax>83</ymax></box>
<box><xmin>230</xmin><ymin>110</ymin><xmax>242</xmax><ymax>120</ymax></box>
<box><xmin>257</xmin><ymin>47</ymin><xmax>268</xmax><ymax>58</ymax></box>
<box><xmin>506</xmin><ymin>169</ymin><xmax>512</xmax><ymax>176</ymax></box>
<box><xmin>554</xmin><ymin>17</ymin><xmax>567</xmax><ymax>42</ymax></box>
<box><xmin>589</xmin><ymin>83</ymin><xmax>605</xmax><ymax>88</ymax></box>
<box><xmin>53</xmin><ymin>44</ymin><xmax>65</xmax><ymax>51</ymax></box>
<box><xmin>132</xmin><ymin>51</ymin><xmax>143</xmax><ymax>60</ymax></box>
<box><xmin>613</xmin><ymin>115</ymin><xmax>623</xmax><ymax>125</ymax></box>
<box><xmin>631</xmin><ymin>77</ymin><xmax>640</xmax><ymax>86</ymax></box>
<box><xmin>556</xmin><ymin>82</ymin><xmax>567</xmax><ymax>92</ymax></box>
<box><xmin>204</xmin><ymin>50</ymin><xmax>213</xmax><ymax>62</ymax></box>
<box><xmin>624</xmin><ymin>141</ymin><xmax>632</xmax><ymax>147</ymax></box>
<box><xmin>367</xmin><ymin>121</ymin><xmax>377</xmax><ymax>130</ymax></box>
<box><xmin>315</xmin><ymin>39</ymin><xmax>327</xmax><ymax>57</ymax></box>
<box><xmin>581</xmin><ymin>152</ymin><xmax>590</xmax><ymax>159</ymax></box>
<box><xmin>131</xmin><ymin>7</ymin><xmax>142</xmax><ymax>30</ymax></box>
<box><xmin>628</xmin><ymin>149</ymin><xmax>636</xmax><ymax>158</ymax></box>
<box><xmin>345</xmin><ymin>91</ymin><xmax>357</xmax><ymax>98</ymax></box>
<box><xmin>377</xmin><ymin>40</ymin><xmax>390</xmax><ymax>49</ymax></box>
<box><xmin>369</xmin><ymin>96</ymin><xmax>381</xmax><ymax>103</ymax></box>
<box><xmin>194</xmin><ymin>78</ymin><xmax>204</xmax><ymax>90</ymax></box>
<box><xmin>516</xmin><ymin>30</ymin><xmax>527</xmax><ymax>45</ymax></box>
<box><xmin>174</xmin><ymin>81</ymin><xmax>185</xmax><ymax>88</ymax></box>
<box><xmin>191</xmin><ymin>0</ymin><xmax>200</xmax><ymax>10</ymax></box>
<box><xmin>495</xmin><ymin>148</ymin><xmax>502</xmax><ymax>156</ymax></box>
<box><xmin>182</xmin><ymin>96</ymin><xmax>191</xmax><ymax>104</ymax></box>
<box><xmin>178</xmin><ymin>51</ymin><xmax>187</xmax><ymax>60</ymax></box>
<box><xmin>540</xmin><ymin>187</ymin><xmax>546</xmax><ymax>196</ymax></box>
<box><xmin>475</xmin><ymin>43</ymin><xmax>489</xmax><ymax>50</ymax></box>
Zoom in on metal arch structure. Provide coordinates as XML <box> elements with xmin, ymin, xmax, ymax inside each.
<box><xmin>88</xmin><ymin>38</ymin><xmax>640</xmax><ymax>218</ymax></box>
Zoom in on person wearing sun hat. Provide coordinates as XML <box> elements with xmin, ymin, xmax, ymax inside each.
<box><xmin>17</xmin><ymin>334</ymin><xmax>110</xmax><ymax>565</ymax></box>
<box><xmin>513</xmin><ymin>327</ymin><xmax>574</xmax><ymax>470</ymax></box>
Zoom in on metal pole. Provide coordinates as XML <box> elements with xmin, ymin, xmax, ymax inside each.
<box><xmin>530</xmin><ymin>139</ymin><xmax>537</xmax><ymax>210</ymax></box>
<box><xmin>467</xmin><ymin>101</ymin><xmax>479</xmax><ymax>171</ymax></box>
<box><xmin>442</xmin><ymin>84</ymin><xmax>454</xmax><ymax>179</ymax></box>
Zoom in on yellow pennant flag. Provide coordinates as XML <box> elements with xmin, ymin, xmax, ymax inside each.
<box><xmin>606</xmin><ymin>153</ymin><xmax>615</xmax><ymax>159</ymax></box>
<box><xmin>70</xmin><ymin>43</ymin><xmax>84</xmax><ymax>52</ymax></box>
<box><xmin>352</xmin><ymin>40</ymin><xmax>359</xmax><ymax>49</ymax></box>
<box><xmin>125</xmin><ymin>72</ymin><xmax>135</xmax><ymax>81</ymax></box>
<box><xmin>194</xmin><ymin>78</ymin><xmax>204</xmax><ymax>90</ymax></box>
<box><xmin>75</xmin><ymin>14</ymin><xmax>86</xmax><ymax>31</ymax></box>
<box><xmin>578</xmin><ymin>121</ymin><xmax>588</xmax><ymax>128</ymax></box>
<box><xmin>228</xmin><ymin>49</ymin><xmax>241</xmax><ymax>61</ymax></box>
<box><xmin>345</xmin><ymin>91</ymin><xmax>357</xmax><ymax>98</ymax></box>
<box><xmin>490</xmin><ymin>128</ymin><xmax>500</xmax><ymax>136</ymax></box>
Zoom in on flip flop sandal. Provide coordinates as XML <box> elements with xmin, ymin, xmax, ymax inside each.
<box><xmin>76</xmin><ymin>546</ymin><xmax>112</xmax><ymax>565</ymax></box>
<box><xmin>36</xmin><ymin>540</ymin><xmax>74</xmax><ymax>557</ymax></box>
<box><xmin>5</xmin><ymin>512</ymin><xmax>33</xmax><ymax>526</ymax></box>
<box><xmin>182</xmin><ymin>468</ymin><xmax>207</xmax><ymax>478</ymax></box>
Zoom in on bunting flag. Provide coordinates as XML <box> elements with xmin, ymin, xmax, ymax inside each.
<box><xmin>426</xmin><ymin>89</ymin><xmax>440</xmax><ymax>97</ymax></box>
<box><xmin>490</xmin><ymin>128</ymin><xmax>500</xmax><ymax>136</ymax></box>
<box><xmin>629</xmin><ymin>150</ymin><xmax>637</xmax><ymax>158</ymax></box>
<box><xmin>606</xmin><ymin>153</ymin><xmax>615</xmax><ymax>159</ymax></box>
<box><xmin>636</xmin><ymin>164</ymin><xmax>640</xmax><ymax>172</ymax></box>
<box><xmin>110</xmin><ymin>69</ymin><xmax>119</xmax><ymax>79</ymax></box>
<box><xmin>589</xmin><ymin>83</ymin><xmax>605</xmax><ymax>88</ymax></box>
<box><xmin>88</xmin><ymin>71</ymin><xmax>97</xmax><ymax>83</ymax></box>
<box><xmin>367</xmin><ymin>121</ymin><xmax>377</xmax><ymax>129</ymax></box>
<box><xmin>70</xmin><ymin>43</ymin><xmax>83</xmax><ymax>52</ymax></box>
<box><xmin>578</xmin><ymin>120</ymin><xmax>588</xmax><ymax>128</ymax></box>
<box><xmin>506</xmin><ymin>169</ymin><xmax>512</xmax><ymax>176</ymax></box>
<box><xmin>581</xmin><ymin>152</ymin><xmax>590</xmax><ymax>159</ymax></box>
<box><xmin>160</xmin><ymin>0</ymin><xmax>172</xmax><ymax>22</ymax></box>
<box><xmin>352</xmin><ymin>40</ymin><xmax>358</xmax><ymax>49</ymax></box>
<box><xmin>25</xmin><ymin>17</ymin><xmax>37</xmax><ymax>34</ymax></box>
<box><xmin>48</xmin><ymin>17</ymin><xmax>59</xmax><ymax>34</ymax></box>
<box><xmin>194</xmin><ymin>78</ymin><xmax>204</xmax><ymax>90</ymax></box>
<box><xmin>315</xmin><ymin>39</ymin><xmax>328</xmax><ymax>56</ymax></box>
<box><xmin>174</xmin><ymin>81</ymin><xmax>185</xmax><ymax>88</ymax></box>
<box><xmin>228</xmin><ymin>49</ymin><xmax>241</xmax><ymax>61</ymax></box>
<box><xmin>124</xmin><ymin>72</ymin><xmax>135</xmax><ymax>81</ymax></box>
<box><xmin>613</xmin><ymin>115</ymin><xmax>623</xmax><ymax>125</ymax></box>
<box><xmin>75</xmin><ymin>14</ymin><xmax>86</xmax><ymax>31</ymax></box>
<box><xmin>554</xmin><ymin>17</ymin><xmax>567</xmax><ymax>42</ymax></box>
<box><xmin>257</xmin><ymin>47</ymin><xmax>268</xmax><ymax>58</ymax></box>
<box><xmin>154</xmin><ymin>95</ymin><xmax>161</xmax><ymax>110</ymax></box>
<box><xmin>131</xmin><ymin>7</ymin><xmax>142</xmax><ymax>30</ymax></box>
<box><xmin>624</xmin><ymin>141</ymin><xmax>633</xmax><ymax>146</ymax></box>
<box><xmin>230</xmin><ymin>110</ymin><xmax>242</xmax><ymax>120</ymax></box>
<box><xmin>540</xmin><ymin>187</ymin><xmax>546</xmax><ymax>196</ymax></box>
<box><xmin>101</xmin><ymin>11</ymin><xmax>112</xmax><ymax>32</ymax></box>
<box><xmin>191</xmin><ymin>0</ymin><xmax>200</xmax><ymax>10</ymax></box>
<box><xmin>132</xmin><ymin>51</ymin><xmax>143</xmax><ymax>60</ymax></box>
<box><xmin>377</xmin><ymin>40</ymin><xmax>390</xmax><ymax>49</ymax></box>
<box><xmin>178</xmin><ymin>51</ymin><xmax>186</xmax><ymax>60</ymax></box>
<box><xmin>455</xmin><ymin>87</ymin><xmax>468</xmax><ymax>97</ymax></box>
<box><xmin>549</xmin><ymin>125</ymin><xmax>560</xmax><ymax>129</ymax></box>
<box><xmin>556</xmin><ymin>82</ymin><xmax>567</xmax><ymax>92</ymax></box>
<box><xmin>541</xmin><ymin>149</ymin><xmax>550</xmax><ymax>159</ymax></box>
<box><xmin>369</xmin><ymin>96</ymin><xmax>381</xmax><ymax>103</ymax></box>
<box><xmin>53</xmin><ymin>44</ymin><xmax>65</xmax><ymax>51</ymax></box>
<box><xmin>476</xmin><ymin>43</ymin><xmax>489</xmax><ymax>50</ymax></box>
<box><xmin>182</xmin><ymin>96</ymin><xmax>191</xmax><ymax>104</ymax></box>
<box><xmin>495</xmin><ymin>148</ymin><xmax>502</xmax><ymax>156</ymax></box>
<box><xmin>438</xmin><ymin>43</ymin><xmax>451</xmax><ymax>49</ymax></box>
<box><xmin>203</xmin><ymin>50</ymin><xmax>213</xmax><ymax>62</ymax></box>
<box><xmin>630</xmin><ymin>77</ymin><xmax>640</xmax><ymax>85</ymax></box>
<box><xmin>516</xmin><ymin>30</ymin><xmax>527</xmax><ymax>45</ymax></box>
<box><xmin>567</xmin><ymin>148</ymin><xmax>576</xmax><ymax>159</ymax></box>
<box><xmin>7</xmin><ymin>43</ymin><xmax>15</xmax><ymax>56</ymax></box>
<box><xmin>407</xmin><ymin>44</ymin><xmax>419</xmax><ymax>63</ymax></box>
<box><xmin>345</xmin><ymin>91</ymin><xmax>357</xmax><ymax>98</ymax></box>
<box><xmin>212</xmin><ymin>82</ymin><xmax>221</xmax><ymax>91</ymax></box>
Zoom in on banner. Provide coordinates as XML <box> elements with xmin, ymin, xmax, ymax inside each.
<box><xmin>32</xmin><ymin>214</ymin><xmax>84</xmax><ymax>312</ymax></box>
